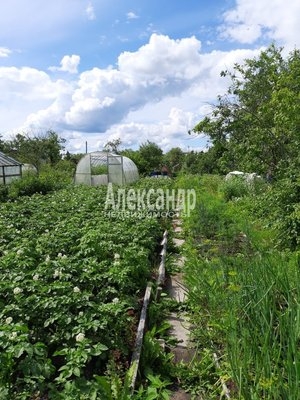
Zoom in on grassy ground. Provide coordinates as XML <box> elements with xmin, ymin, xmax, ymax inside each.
<box><xmin>175</xmin><ymin>174</ymin><xmax>300</xmax><ymax>399</ymax></box>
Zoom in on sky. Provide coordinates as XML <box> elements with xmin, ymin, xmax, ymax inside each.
<box><xmin>1</xmin><ymin>0</ymin><xmax>300</xmax><ymax>154</ymax></box>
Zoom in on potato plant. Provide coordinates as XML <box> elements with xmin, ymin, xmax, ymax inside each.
<box><xmin>0</xmin><ymin>184</ymin><xmax>163</xmax><ymax>398</ymax></box>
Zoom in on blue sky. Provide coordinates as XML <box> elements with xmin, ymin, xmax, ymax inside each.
<box><xmin>1</xmin><ymin>0</ymin><xmax>300</xmax><ymax>153</ymax></box>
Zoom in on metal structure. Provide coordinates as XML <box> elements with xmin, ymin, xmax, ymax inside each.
<box><xmin>0</xmin><ymin>151</ymin><xmax>22</xmax><ymax>184</ymax></box>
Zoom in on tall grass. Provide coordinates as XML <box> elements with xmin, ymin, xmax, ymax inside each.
<box><xmin>180</xmin><ymin>174</ymin><xmax>300</xmax><ymax>399</ymax></box>
<box><xmin>227</xmin><ymin>251</ymin><xmax>300</xmax><ymax>399</ymax></box>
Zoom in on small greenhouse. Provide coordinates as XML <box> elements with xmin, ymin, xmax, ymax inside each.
<box><xmin>0</xmin><ymin>151</ymin><xmax>22</xmax><ymax>184</ymax></box>
<box><xmin>74</xmin><ymin>151</ymin><xmax>139</xmax><ymax>186</ymax></box>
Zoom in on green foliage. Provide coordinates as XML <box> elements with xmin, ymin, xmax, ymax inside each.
<box><xmin>255</xmin><ymin>177</ymin><xmax>300</xmax><ymax>251</ymax></box>
<box><xmin>220</xmin><ymin>177</ymin><xmax>250</xmax><ymax>201</ymax></box>
<box><xmin>104</xmin><ymin>138</ymin><xmax>122</xmax><ymax>154</ymax></box>
<box><xmin>192</xmin><ymin>44</ymin><xmax>300</xmax><ymax>178</ymax></box>
<box><xmin>8</xmin><ymin>175</ymin><xmax>57</xmax><ymax>198</ymax></box>
<box><xmin>163</xmin><ymin>147</ymin><xmax>185</xmax><ymax>175</ymax></box>
<box><xmin>2</xmin><ymin>130</ymin><xmax>65</xmax><ymax>173</ymax></box>
<box><xmin>137</xmin><ymin>141</ymin><xmax>164</xmax><ymax>175</ymax></box>
<box><xmin>178</xmin><ymin>174</ymin><xmax>300</xmax><ymax>398</ymax></box>
<box><xmin>91</xmin><ymin>165</ymin><xmax>108</xmax><ymax>175</ymax></box>
<box><xmin>0</xmin><ymin>181</ymin><xmax>165</xmax><ymax>398</ymax></box>
<box><xmin>0</xmin><ymin>184</ymin><xmax>8</xmax><ymax>202</ymax></box>
<box><xmin>136</xmin><ymin>373</ymin><xmax>172</xmax><ymax>400</ymax></box>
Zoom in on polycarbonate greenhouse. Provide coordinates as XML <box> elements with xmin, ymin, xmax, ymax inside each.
<box><xmin>74</xmin><ymin>151</ymin><xmax>139</xmax><ymax>186</ymax></box>
<box><xmin>0</xmin><ymin>151</ymin><xmax>22</xmax><ymax>184</ymax></box>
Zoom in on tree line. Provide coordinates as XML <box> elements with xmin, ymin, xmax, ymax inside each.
<box><xmin>0</xmin><ymin>132</ymin><xmax>220</xmax><ymax>177</ymax></box>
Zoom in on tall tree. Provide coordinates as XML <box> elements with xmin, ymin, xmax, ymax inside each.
<box><xmin>103</xmin><ymin>138</ymin><xmax>122</xmax><ymax>154</ymax></box>
<box><xmin>163</xmin><ymin>147</ymin><xmax>185</xmax><ymax>174</ymax></box>
<box><xmin>138</xmin><ymin>141</ymin><xmax>163</xmax><ymax>175</ymax></box>
<box><xmin>4</xmin><ymin>130</ymin><xmax>65</xmax><ymax>173</ymax></box>
<box><xmin>0</xmin><ymin>135</ymin><xmax>4</xmax><ymax>152</ymax></box>
<box><xmin>192</xmin><ymin>44</ymin><xmax>300</xmax><ymax>177</ymax></box>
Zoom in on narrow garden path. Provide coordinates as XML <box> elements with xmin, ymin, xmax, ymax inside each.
<box><xmin>167</xmin><ymin>217</ymin><xmax>197</xmax><ymax>400</ymax></box>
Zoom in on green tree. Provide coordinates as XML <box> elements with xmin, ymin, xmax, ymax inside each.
<box><xmin>138</xmin><ymin>141</ymin><xmax>163</xmax><ymax>175</ymax></box>
<box><xmin>0</xmin><ymin>135</ymin><xmax>4</xmax><ymax>152</ymax></box>
<box><xmin>192</xmin><ymin>44</ymin><xmax>300</xmax><ymax>178</ymax></box>
<box><xmin>163</xmin><ymin>147</ymin><xmax>185</xmax><ymax>174</ymax></box>
<box><xmin>4</xmin><ymin>130</ymin><xmax>65</xmax><ymax>173</ymax></box>
<box><xmin>103</xmin><ymin>138</ymin><xmax>122</xmax><ymax>154</ymax></box>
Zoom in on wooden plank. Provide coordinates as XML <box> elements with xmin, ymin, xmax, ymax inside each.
<box><xmin>130</xmin><ymin>282</ymin><xmax>152</xmax><ymax>392</ymax></box>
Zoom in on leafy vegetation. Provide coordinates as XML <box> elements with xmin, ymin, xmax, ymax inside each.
<box><xmin>1</xmin><ymin>131</ymin><xmax>65</xmax><ymax>174</ymax></box>
<box><xmin>177</xmin><ymin>174</ymin><xmax>300</xmax><ymax>399</ymax></box>
<box><xmin>0</xmin><ymin>183</ymin><xmax>165</xmax><ymax>398</ymax></box>
<box><xmin>192</xmin><ymin>44</ymin><xmax>300</xmax><ymax>179</ymax></box>
<box><xmin>0</xmin><ymin>43</ymin><xmax>299</xmax><ymax>399</ymax></box>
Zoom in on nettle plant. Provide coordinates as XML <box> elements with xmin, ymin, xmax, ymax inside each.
<box><xmin>0</xmin><ymin>184</ymin><xmax>164</xmax><ymax>397</ymax></box>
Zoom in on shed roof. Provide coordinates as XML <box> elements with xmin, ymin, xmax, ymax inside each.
<box><xmin>0</xmin><ymin>151</ymin><xmax>22</xmax><ymax>167</ymax></box>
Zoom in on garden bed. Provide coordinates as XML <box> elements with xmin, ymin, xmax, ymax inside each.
<box><xmin>0</xmin><ymin>184</ymin><xmax>166</xmax><ymax>398</ymax></box>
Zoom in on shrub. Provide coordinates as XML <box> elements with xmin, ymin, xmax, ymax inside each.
<box><xmin>8</xmin><ymin>175</ymin><xmax>56</xmax><ymax>198</ymax></box>
<box><xmin>0</xmin><ymin>184</ymin><xmax>8</xmax><ymax>202</ymax></box>
<box><xmin>220</xmin><ymin>177</ymin><xmax>250</xmax><ymax>201</ymax></box>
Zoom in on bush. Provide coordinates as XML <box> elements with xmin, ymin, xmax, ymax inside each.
<box><xmin>0</xmin><ymin>184</ymin><xmax>8</xmax><ymax>202</ymax></box>
<box><xmin>220</xmin><ymin>177</ymin><xmax>250</xmax><ymax>201</ymax></box>
<box><xmin>271</xmin><ymin>177</ymin><xmax>300</xmax><ymax>250</ymax></box>
<box><xmin>8</xmin><ymin>175</ymin><xmax>56</xmax><ymax>198</ymax></box>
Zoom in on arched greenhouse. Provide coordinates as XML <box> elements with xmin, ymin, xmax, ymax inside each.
<box><xmin>74</xmin><ymin>151</ymin><xmax>139</xmax><ymax>186</ymax></box>
<box><xmin>0</xmin><ymin>151</ymin><xmax>22</xmax><ymax>184</ymax></box>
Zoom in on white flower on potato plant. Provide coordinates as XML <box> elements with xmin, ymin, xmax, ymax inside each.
<box><xmin>76</xmin><ymin>333</ymin><xmax>85</xmax><ymax>342</ymax></box>
<box><xmin>33</xmin><ymin>274</ymin><xmax>39</xmax><ymax>281</ymax></box>
<box><xmin>112</xmin><ymin>297</ymin><xmax>119</xmax><ymax>304</ymax></box>
<box><xmin>16</xmin><ymin>249</ymin><xmax>23</xmax><ymax>256</ymax></box>
<box><xmin>78</xmin><ymin>311</ymin><xmax>84</xmax><ymax>317</ymax></box>
<box><xmin>73</xmin><ymin>286</ymin><xmax>81</xmax><ymax>293</ymax></box>
<box><xmin>5</xmin><ymin>317</ymin><xmax>13</xmax><ymax>324</ymax></box>
<box><xmin>53</xmin><ymin>269</ymin><xmax>60</xmax><ymax>279</ymax></box>
<box><xmin>45</xmin><ymin>255</ymin><xmax>51</xmax><ymax>263</ymax></box>
<box><xmin>9</xmin><ymin>332</ymin><xmax>17</xmax><ymax>340</ymax></box>
<box><xmin>57</xmin><ymin>252</ymin><xmax>63</xmax><ymax>258</ymax></box>
<box><xmin>13</xmin><ymin>287</ymin><xmax>23</xmax><ymax>295</ymax></box>
<box><xmin>114</xmin><ymin>253</ymin><xmax>120</xmax><ymax>260</ymax></box>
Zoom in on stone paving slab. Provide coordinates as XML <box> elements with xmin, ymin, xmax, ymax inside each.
<box><xmin>167</xmin><ymin>220</ymin><xmax>197</xmax><ymax>399</ymax></box>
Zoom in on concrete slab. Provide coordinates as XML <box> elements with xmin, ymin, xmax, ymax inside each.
<box><xmin>174</xmin><ymin>226</ymin><xmax>183</xmax><ymax>233</ymax></box>
<box><xmin>168</xmin><ymin>216</ymin><xmax>198</xmax><ymax>399</ymax></box>
<box><xmin>173</xmin><ymin>238</ymin><xmax>185</xmax><ymax>247</ymax></box>
<box><xmin>167</xmin><ymin>273</ymin><xmax>187</xmax><ymax>302</ymax></box>
<box><xmin>168</xmin><ymin>312</ymin><xmax>190</xmax><ymax>347</ymax></box>
<box><xmin>170</xmin><ymin>389</ymin><xmax>192</xmax><ymax>400</ymax></box>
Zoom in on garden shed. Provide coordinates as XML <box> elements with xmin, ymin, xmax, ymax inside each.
<box><xmin>0</xmin><ymin>151</ymin><xmax>22</xmax><ymax>184</ymax></box>
<box><xmin>74</xmin><ymin>151</ymin><xmax>139</xmax><ymax>186</ymax></box>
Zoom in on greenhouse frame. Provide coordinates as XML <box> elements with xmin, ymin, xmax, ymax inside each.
<box><xmin>0</xmin><ymin>151</ymin><xmax>22</xmax><ymax>185</ymax></box>
<box><xmin>74</xmin><ymin>151</ymin><xmax>139</xmax><ymax>186</ymax></box>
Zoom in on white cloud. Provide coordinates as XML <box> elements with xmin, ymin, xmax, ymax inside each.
<box><xmin>49</xmin><ymin>55</ymin><xmax>80</xmax><ymax>74</ymax></box>
<box><xmin>0</xmin><ymin>66</ymin><xmax>64</xmax><ymax>101</ymax></box>
<box><xmin>29</xmin><ymin>34</ymin><xmax>206</xmax><ymax>134</ymax></box>
<box><xmin>86</xmin><ymin>2</ymin><xmax>96</xmax><ymax>20</ymax></box>
<box><xmin>126</xmin><ymin>11</ymin><xmax>139</xmax><ymax>20</ymax></box>
<box><xmin>220</xmin><ymin>0</ymin><xmax>300</xmax><ymax>48</ymax></box>
<box><xmin>118</xmin><ymin>34</ymin><xmax>203</xmax><ymax>82</ymax></box>
<box><xmin>0</xmin><ymin>47</ymin><xmax>11</xmax><ymax>57</ymax></box>
<box><xmin>0</xmin><ymin>66</ymin><xmax>72</xmax><ymax>138</ymax></box>
<box><xmin>0</xmin><ymin>34</ymin><xmax>269</xmax><ymax>152</ymax></box>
